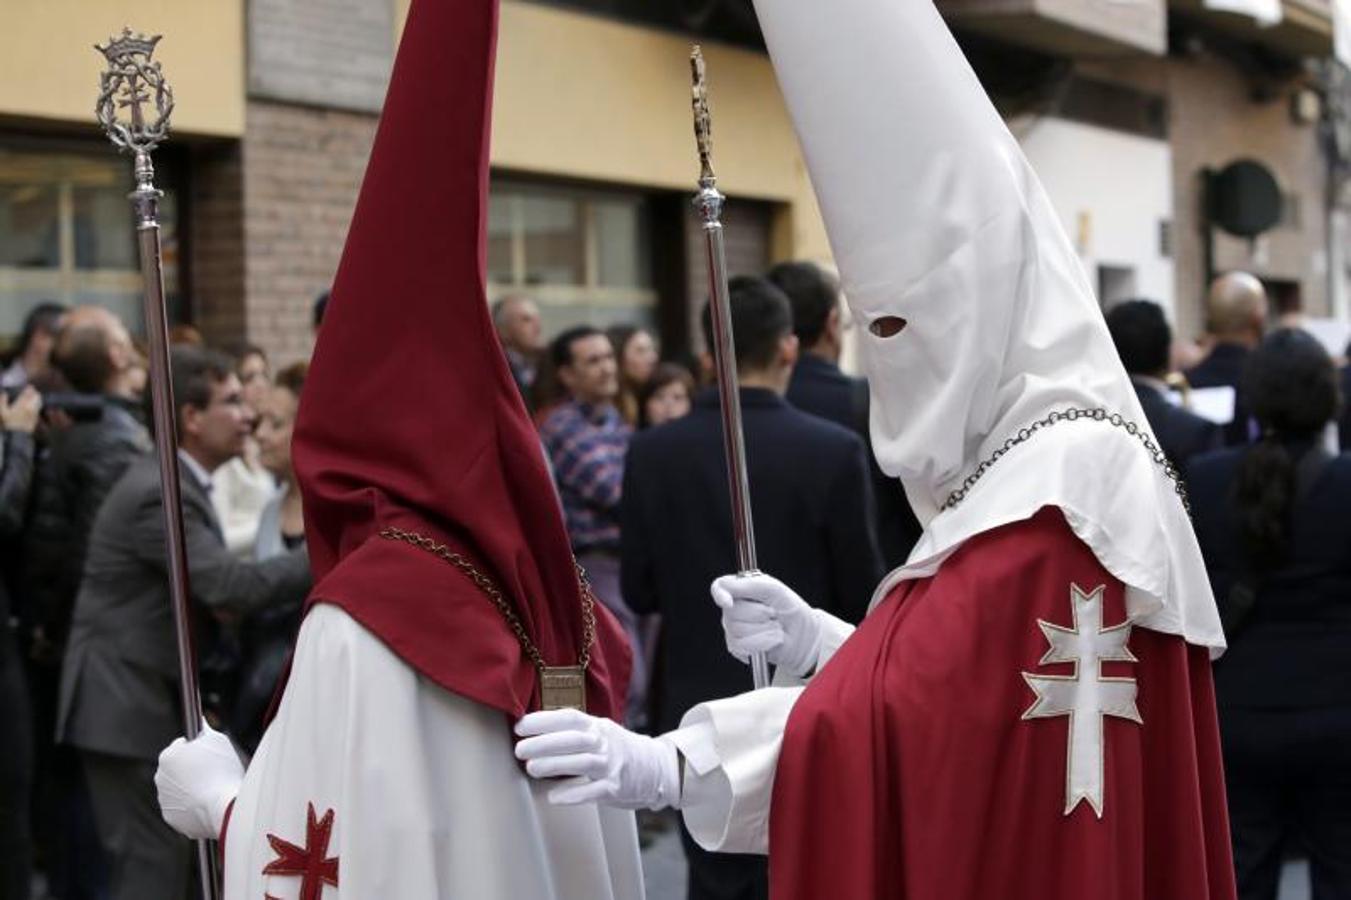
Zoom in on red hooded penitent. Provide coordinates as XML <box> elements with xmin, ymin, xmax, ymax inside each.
<box><xmin>289</xmin><ymin>0</ymin><xmax>630</xmax><ymax>722</ymax></box>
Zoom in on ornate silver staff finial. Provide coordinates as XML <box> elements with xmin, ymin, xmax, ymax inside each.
<box><xmin>690</xmin><ymin>46</ymin><xmax>716</xmax><ymax>188</ymax></box>
<box><xmin>690</xmin><ymin>46</ymin><xmax>725</xmax><ymax>229</ymax></box>
<box><xmin>95</xmin><ymin>28</ymin><xmax>174</xmax><ymax>155</ymax></box>
<box><xmin>96</xmin><ymin>28</ymin><xmax>175</xmax><ymax>230</ymax></box>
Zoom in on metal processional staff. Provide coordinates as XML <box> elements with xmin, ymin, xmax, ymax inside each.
<box><xmin>94</xmin><ymin>29</ymin><xmax>221</xmax><ymax>899</ymax></box>
<box><xmin>689</xmin><ymin>47</ymin><xmax>769</xmax><ymax>690</ymax></box>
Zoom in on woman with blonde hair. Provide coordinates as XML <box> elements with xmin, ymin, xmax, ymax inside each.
<box><xmin>231</xmin><ymin>362</ymin><xmax>312</xmax><ymax>750</ymax></box>
<box><xmin>607</xmin><ymin>325</ymin><xmax>659</xmax><ymax>427</ymax></box>
<box><xmin>212</xmin><ymin>345</ymin><xmax>277</xmax><ymax>555</ymax></box>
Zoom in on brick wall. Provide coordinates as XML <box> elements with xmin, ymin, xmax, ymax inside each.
<box><xmin>206</xmin><ymin>97</ymin><xmax>770</xmax><ymax>368</ymax></box>
<box><xmin>240</xmin><ymin>100</ymin><xmax>377</xmax><ymax>367</ymax></box>
<box><xmin>189</xmin><ymin>143</ymin><xmax>246</xmax><ymax>347</ymax></box>
<box><xmin>1166</xmin><ymin>55</ymin><xmax>1328</xmax><ymax>336</ymax></box>
<box><xmin>1084</xmin><ymin>53</ymin><xmax>1329</xmax><ymax>340</ymax></box>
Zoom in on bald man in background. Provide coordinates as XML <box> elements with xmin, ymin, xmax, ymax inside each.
<box><xmin>1186</xmin><ymin>271</ymin><xmax>1268</xmax><ymax>445</ymax></box>
<box><xmin>492</xmin><ymin>295</ymin><xmax>544</xmax><ymax>405</ymax></box>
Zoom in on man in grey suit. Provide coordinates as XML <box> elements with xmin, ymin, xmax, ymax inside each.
<box><xmin>57</xmin><ymin>346</ymin><xmax>311</xmax><ymax>900</ymax></box>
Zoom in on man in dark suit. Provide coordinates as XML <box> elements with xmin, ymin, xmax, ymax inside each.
<box><xmin>0</xmin><ymin>387</ymin><xmax>40</xmax><ymax>899</ymax></box>
<box><xmin>21</xmin><ymin>306</ymin><xmax>151</xmax><ymax>900</ymax></box>
<box><xmin>622</xmin><ymin>276</ymin><xmax>884</xmax><ymax>900</ymax></box>
<box><xmin>1185</xmin><ymin>271</ymin><xmax>1268</xmax><ymax>445</ymax></box>
<box><xmin>57</xmin><ymin>347</ymin><xmax>310</xmax><ymax>900</ymax></box>
<box><xmin>1338</xmin><ymin>361</ymin><xmax>1351</xmax><ymax>452</ymax></box>
<box><xmin>1106</xmin><ymin>299</ymin><xmax>1221</xmax><ymax>472</ymax></box>
<box><xmin>768</xmin><ymin>261</ymin><xmax>921</xmax><ymax>568</ymax></box>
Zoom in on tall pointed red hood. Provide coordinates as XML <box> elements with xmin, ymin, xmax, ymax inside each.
<box><xmin>291</xmin><ymin>0</ymin><xmax>630</xmax><ymax>720</ymax></box>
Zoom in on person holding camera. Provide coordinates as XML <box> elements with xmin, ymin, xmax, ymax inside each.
<box><xmin>24</xmin><ymin>306</ymin><xmax>151</xmax><ymax>654</ymax></box>
<box><xmin>0</xmin><ymin>386</ymin><xmax>40</xmax><ymax>900</ymax></box>
<box><xmin>16</xmin><ymin>306</ymin><xmax>150</xmax><ymax>899</ymax></box>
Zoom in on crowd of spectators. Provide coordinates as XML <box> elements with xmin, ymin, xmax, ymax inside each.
<box><xmin>3</xmin><ymin>262</ymin><xmax>1350</xmax><ymax>899</ymax></box>
<box><xmin>0</xmin><ymin>304</ymin><xmax>312</xmax><ymax>900</ymax></box>
<box><xmin>1106</xmin><ymin>274</ymin><xmax>1351</xmax><ymax>900</ymax></box>
<box><xmin>493</xmin><ymin>265</ymin><xmax>912</xmax><ymax>898</ymax></box>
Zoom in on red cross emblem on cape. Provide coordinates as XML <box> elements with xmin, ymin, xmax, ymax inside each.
<box><xmin>263</xmin><ymin>802</ymin><xmax>339</xmax><ymax>900</ymax></box>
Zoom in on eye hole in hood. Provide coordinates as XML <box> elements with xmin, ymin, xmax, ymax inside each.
<box><xmin>869</xmin><ymin>316</ymin><xmax>908</xmax><ymax>339</ymax></box>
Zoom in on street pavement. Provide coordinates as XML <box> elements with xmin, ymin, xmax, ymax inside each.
<box><xmin>1280</xmin><ymin>860</ymin><xmax>1311</xmax><ymax>900</ymax></box>
<box><xmin>638</xmin><ymin>835</ymin><xmax>1313</xmax><ymax>900</ymax></box>
<box><xmin>29</xmin><ymin>831</ymin><xmax>1311</xmax><ymax>899</ymax></box>
<box><xmin>641</xmin><ymin>813</ymin><xmax>688</xmax><ymax>900</ymax></box>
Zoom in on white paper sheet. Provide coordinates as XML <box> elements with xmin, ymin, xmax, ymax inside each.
<box><xmin>1186</xmin><ymin>386</ymin><xmax>1237</xmax><ymax>425</ymax></box>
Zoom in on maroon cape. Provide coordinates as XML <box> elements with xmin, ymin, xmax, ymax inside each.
<box><xmin>770</xmin><ymin>507</ymin><xmax>1235</xmax><ymax>899</ymax></box>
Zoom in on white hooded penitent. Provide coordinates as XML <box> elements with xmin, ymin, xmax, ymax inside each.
<box><xmin>754</xmin><ymin>0</ymin><xmax>1224</xmax><ymax>652</ymax></box>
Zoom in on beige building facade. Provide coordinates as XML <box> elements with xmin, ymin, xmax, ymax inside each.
<box><xmin>0</xmin><ymin>0</ymin><xmax>1340</xmax><ymax>363</ymax></box>
<box><xmin>0</xmin><ymin>0</ymin><xmax>825</xmax><ymax>364</ymax></box>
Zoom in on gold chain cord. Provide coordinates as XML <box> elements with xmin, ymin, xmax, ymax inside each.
<box><xmin>377</xmin><ymin>526</ymin><xmax>597</xmax><ymax>673</ymax></box>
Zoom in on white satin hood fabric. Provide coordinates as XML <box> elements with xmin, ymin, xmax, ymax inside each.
<box><xmin>752</xmin><ymin>0</ymin><xmax>1225</xmax><ymax>651</ymax></box>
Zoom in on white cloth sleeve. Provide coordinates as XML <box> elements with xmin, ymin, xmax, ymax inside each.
<box><xmin>665</xmin><ymin>686</ymin><xmax>804</xmax><ymax>855</ymax></box>
<box><xmin>815</xmin><ymin>610</ymin><xmax>854</xmax><ymax>669</ymax></box>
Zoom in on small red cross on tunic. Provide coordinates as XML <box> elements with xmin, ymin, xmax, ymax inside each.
<box><xmin>263</xmin><ymin>803</ymin><xmax>339</xmax><ymax>900</ymax></box>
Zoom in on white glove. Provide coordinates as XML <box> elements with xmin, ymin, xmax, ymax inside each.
<box><xmin>155</xmin><ymin>720</ymin><xmax>244</xmax><ymax>840</ymax></box>
<box><xmin>711</xmin><ymin>572</ymin><xmax>825</xmax><ymax>678</ymax></box>
<box><xmin>514</xmin><ymin>709</ymin><xmax>680</xmax><ymax>810</ymax></box>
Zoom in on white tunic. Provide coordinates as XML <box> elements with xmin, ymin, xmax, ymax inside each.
<box><xmin>224</xmin><ymin>603</ymin><xmax>645</xmax><ymax>899</ymax></box>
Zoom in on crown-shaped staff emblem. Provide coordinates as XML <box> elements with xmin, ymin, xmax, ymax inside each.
<box><xmin>95</xmin><ymin>27</ymin><xmax>174</xmax><ymax>154</ymax></box>
<box><xmin>95</xmin><ymin>27</ymin><xmax>162</xmax><ymax>62</ymax></box>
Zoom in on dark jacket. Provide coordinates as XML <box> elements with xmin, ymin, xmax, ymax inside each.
<box><xmin>787</xmin><ymin>354</ymin><xmax>921</xmax><ymax>567</ymax></box>
<box><xmin>1186</xmin><ymin>443</ymin><xmax>1351</xmax><ymax>709</ymax></box>
<box><xmin>57</xmin><ymin>455</ymin><xmax>311</xmax><ymax>760</ymax></box>
<box><xmin>1185</xmin><ymin>342</ymin><xmax>1251</xmax><ymax>446</ymax></box>
<box><xmin>622</xmin><ymin>387</ymin><xmax>885</xmax><ymax>732</ymax></box>
<box><xmin>23</xmin><ymin>397</ymin><xmax>150</xmax><ymax>643</ymax></box>
<box><xmin>0</xmin><ymin>430</ymin><xmax>36</xmax><ymax>635</ymax></box>
<box><xmin>1338</xmin><ymin>365</ymin><xmax>1351</xmax><ymax>452</ymax></box>
<box><xmin>1131</xmin><ymin>379</ymin><xmax>1222</xmax><ymax>473</ymax></box>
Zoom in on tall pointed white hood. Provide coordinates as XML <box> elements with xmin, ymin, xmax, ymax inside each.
<box><xmin>753</xmin><ymin>0</ymin><xmax>1225</xmax><ymax>650</ymax></box>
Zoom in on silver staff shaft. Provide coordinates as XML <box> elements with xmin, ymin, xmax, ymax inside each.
<box><xmin>690</xmin><ymin>46</ymin><xmax>769</xmax><ymax>690</ymax></box>
<box><xmin>129</xmin><ymin>150</ymin><xmax>204</xmax><ymax>738</ymax></box>
<box><xmin>96</xmin><ymin>30</ymin><xmax>220</xmax><ymax>899</ymax></box>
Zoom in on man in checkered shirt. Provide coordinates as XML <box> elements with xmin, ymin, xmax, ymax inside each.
<box><xmin>538</xmin><ymin>325</ymin><xmax>643</xmax><ymax>725</ymax></box>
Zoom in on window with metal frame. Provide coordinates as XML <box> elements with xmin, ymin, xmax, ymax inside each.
<box><xmin>0</xmin><ymin>142</ymin><xmax>182</xmax><ymax>343</ymax></box>
<box><xmin>487</xmin><ymin>179</ymin><xmax>658</xmax><ymax>333</ymax></box>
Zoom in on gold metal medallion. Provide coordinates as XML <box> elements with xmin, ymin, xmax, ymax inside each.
<box><xmin>540</xmin><ymin>666</ymin><xmax>587</xmax><ymax>712</ymax></box>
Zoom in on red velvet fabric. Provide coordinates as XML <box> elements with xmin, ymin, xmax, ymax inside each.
<box><xmin>288</xmin><ymin>0</ymin><xmax>630</xmax><ymax>722</ymax></box>
<box><xmin>769</xmin><ymin>507</ymin><xmax>1235</xmax><ymax>899</ymax></box>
